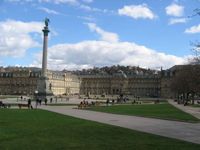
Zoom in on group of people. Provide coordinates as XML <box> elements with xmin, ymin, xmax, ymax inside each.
<box><xmin>106</xmin><ymin>98</ymin><xmax>115</xmax><ymax>106</ymax></box>
<box><xmin>78</xmin><ymin>99</ymin><xmax>89</xmax><ymax>109</ymax></box>
<box><xmin>106</xmin><ymin>96</ymin><xmax>129</xmax><ymax>106</ymax></box>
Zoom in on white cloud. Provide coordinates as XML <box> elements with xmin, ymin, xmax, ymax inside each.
<box><xmin>165</xmin><ymin>3</ymin><xmax>184</xmax><ymax>17</ymax></box>
<box><xmin>30</xmin><ymin>23</ymin><xmax>185</xmax><ymax>71</ymax></box>
<box><xmin>168</xmin><ymin>18</ymin><xmax>187</xmax><ymax>25</ymax></box>
<box><xmin>118</xmin><ymin>4</ymin><xmax>157</xmax><ymax>20</ymax></box>
<box><xmin>7</xmin><ymin>0</ymin><xmax>78</xmax><ymax>3</ymax></box>
<box><xmin>54</xmin><ymin>0</ymin><xmax>79</xmax><ymax>5</ymax></box>
<box><xmin>51</xmin><ymin>41</ymin><xmax>184</xmax><ymax>70</ymax></box>
<box><xmin>38</xmin><ymin>0</ymin><xmax>79</xmax><ymax>5</ymax></box>
<box><xmin>0</xmin><ymin>20</ymin><xmax>43</xmax><ymax>57</ymax></box>
<box><xmin>78</xmin><ymin>4</ymin><xmax>111</xmax><ymax>13</ymax></box>
<box><xmin>185</xmin><ymin>24</ymin><xmax>200</xmax><ymax>34</ymax></box>
<box><xmin>6</xmin><ymin>0</ymin><xmax>110</xmax><ymax>14</ymax></box>
<box><xmin>82</xmin><ymin>0</ymin><xmax>93</xmax><ymax>3</ymax></box>
<box><xmin>38</xmin><ymin>0</ymin><xmax>109</xmax><ymax>13</ymax></box>
<box><xmin>5</xmin><ymin>0</ymin><xmax>33</xmax><ymax>2</ymax></box>
<box><xmin>38</xmin><ymin>7</ymin><xmax>61</xmax><ymax>15</ymax></box>
<box><xmin>31</xmin><ymin>40</ymin><xmax>185</xmax><ymax>71</ymax></box>
<box><xmin>77</xmin><ymin>16</ymin><xmax>96</xmax><ymax>22</ymax></box>
<box><xmin>87</xmin><ymin>23</ymin><xmax>119</xmax><ymax>43</ymax></box>
<box><xmin>79</xmin><ymin>4</ymin><xmax>94</xmax><ymax>11</ymax></box>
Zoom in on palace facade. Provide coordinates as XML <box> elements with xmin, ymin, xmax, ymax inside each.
<box><xmin>0</xmin><ymin>67</ymin><xmax>80</xmax><ymax>96</ymax></box>
<box><xmin>0</xmin><ymin>65</ymin><xmax>194</xmax><ymax>98</ymax></box>
<box><xmin>80</xmin><ymin>73</ymin><xmax>160</xmax><ymax>97</ymax></box>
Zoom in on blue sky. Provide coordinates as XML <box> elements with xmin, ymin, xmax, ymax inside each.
<box><xmin>0</xmin><ymin>0</ymin><xmax>200</xmax><ymax>70</ymax></box>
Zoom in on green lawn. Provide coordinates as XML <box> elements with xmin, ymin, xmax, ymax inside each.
<box><xmin>87</xmin><ymin>103</ymin><xmax>199</xmax><ymax>122</ymax></box>
<box><xmin>0</xmin><ymin>109</ymin><xmax>199</xmax><ymax>150</ymax></box>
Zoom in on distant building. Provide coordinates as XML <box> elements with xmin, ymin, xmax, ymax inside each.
<box><xmin>0</xmin><ymin>67</ymin><xmax>80</xmax><ymax>96</ymax></box>
<box><xmin>80</xmin><ymin>70</ymin><xmax>160</xmax><ymax>97</ymax></box>
<box><xmin>0</xmin><ymin>65</ymin><xmax>196</xmax><ymax>98</ymax></box>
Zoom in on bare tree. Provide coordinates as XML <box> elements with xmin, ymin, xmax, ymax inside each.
<box><xmin>173</xmin><ymin>9</ymin><xmax>200</xmax><ymax>104</ymax></box>
<box><xmin>188</xmin><ymin>9</ymin><xmax>200</xmax><ymax>64</ymax></box>
<box><xmin>171</xmin><ymin>67</ymin><xmax>190</xmax><ymax>103</ymax></box>
<box><xmin>170</xmin><ymin>65</ymin><xmax>200</xmax><ymax>105</ymax></box>
<box><xmin>189</xmin><ymin>42</ymin><xmax>200</xmax><ymax>64</ymax></box>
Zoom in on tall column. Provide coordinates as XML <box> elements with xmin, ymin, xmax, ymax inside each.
<box><xmin>35</xmin><ymin>18</ymin><xmax>53</xmax><ymax>98</ymax></box>
<box><xmin>42</xmin><ymin>26</ymin><xmax>49</xmax><ymax>77</ymax></box>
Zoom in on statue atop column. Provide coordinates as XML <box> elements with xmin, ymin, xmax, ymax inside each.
<box><xmin>44</xmin><ymin>18</ymin><xmax>50</xmax><ymax>27</ymax></box>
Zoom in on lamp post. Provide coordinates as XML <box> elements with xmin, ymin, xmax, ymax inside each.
<box><xmin>35</xmin><ymin>90</ymin><xmax>38</xmax><ymax>99</ymax></box>
<box><xmin>35</xmin><ymin>90</ymin><xmax>38</xmax><ymax>108</ymax></box>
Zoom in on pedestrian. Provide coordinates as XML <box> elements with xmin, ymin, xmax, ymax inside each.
<box><xmin>39</xmin><ymin>99</ymin><xmax>42</xmax><ymax>105</ymax></box>
<box><xmin>55</xmin><ymin>96</ymin><xmax>57</xmax><ymax>103</ymax></box>
<box><xmin>27</xmin><ymin>99</ymin><xmax>32</xmax><ymax>109</ymax></box>
<box><xmin>66</xmin><ymin>97</ymin><xmax>69</xmax><ymax>101</ymax></box>
<box><xmin>106</xmin><ymin>98</ymin><xmax>109</xmax><ymax>106</ymax></box>
<box><xmin>44</xmin><ymin>98</ymin><xmax>47</xmax><ymax>105</ymax></box>
<box><xmin>112</xmin><ymin>99</ymin><xmax>115</xmax><ymax>105</ymax></box>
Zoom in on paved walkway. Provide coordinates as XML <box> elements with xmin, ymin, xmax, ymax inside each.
<box><xmin>40</xmin><ymin>105</ymin><xmax>200</xmax><ymax>144</ymax></box>
<box><xmin>168</xmin><ymin>100</ymin><xmax>200</xmax><ymax>119</ymax></box>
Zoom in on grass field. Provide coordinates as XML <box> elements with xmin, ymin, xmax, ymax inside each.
<box><xmin>86</xmin><ymin>103</ymin><xmax>199</xmax><ymax>122</ymax></box>
<box><xmin>0</xmin><ymin>109</ymin><xmax>199</xmax><ymax>150</ymax></box>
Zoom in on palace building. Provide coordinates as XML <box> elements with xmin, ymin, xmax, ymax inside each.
<box><xmin>0</xmin><ymin>65</ymin><xmax>195</xmax><ymax>98</ymax></box>
<box><xmin>0</xmin><ymin>67</ymin><xmax>80</xmax><ymax>96</ymax></box>
<box><xmin>79</xmin><ymin>72</ymin><xmax>160</xmax><ymax>97</ymax></box>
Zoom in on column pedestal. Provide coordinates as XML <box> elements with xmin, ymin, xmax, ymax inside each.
<box><xmin>36</xmin><ymin>77</ymin><xmax>53</xmax><ymax>99</ymax></box>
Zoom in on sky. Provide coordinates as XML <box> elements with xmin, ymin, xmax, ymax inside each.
<box><xmin>0</xmin><ymin>0</ymin><xmax>200</xmax><ymax>70</ymax></box>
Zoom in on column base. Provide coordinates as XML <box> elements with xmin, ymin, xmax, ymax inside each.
<box><xmin>35</xmin><ymin>77</ymin><xmax>53</xmax><ymax>99</ymax></box>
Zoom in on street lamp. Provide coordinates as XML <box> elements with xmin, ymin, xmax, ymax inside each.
<box><xmin>35</xmin><ymin>90</ymin><xmax>38</xmax><ymax>99</ymax></box>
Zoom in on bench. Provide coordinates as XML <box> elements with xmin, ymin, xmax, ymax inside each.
<box><xmin>0</xmin><ymin>102</ymin><xmax>33</xmax><ymax>109</ymax></box>
<box><xmin>18</xmin><ymin>104</ymin><xmax>29</xmax><ymax>109</ymax></box>
<box><xmin>154</xmin><ymin>100</ymin><xmax>160</xmax><ymax>104</ymax></box>
<box><xmin>78</xmin><ymin>103</ymin><xmax>84</xmax><ymax>109</ymax></box>
<box><xmin>78</xmin><ymin>103</ymin><xmax>90</xmax><ymax>109</ymax></box>
<box><xmin>0</xmin><ymin>101</ymin><xmax>6</xmax><ymax>108</ymax></box>
<box><xmin>0</xmin><ymin>101</ymin><xmax>20</xmax><ymax>108</ymax></box>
